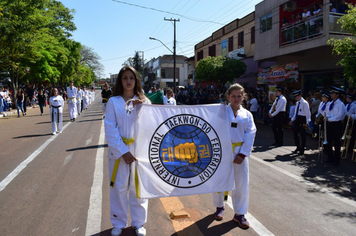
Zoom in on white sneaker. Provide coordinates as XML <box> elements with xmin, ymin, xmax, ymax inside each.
<box><xmin>111</xmin><ymin>227</ymin><xmax>123</xmax><ymax>236</ymax></box>
<box><xmin>52</xmin><ymin>132</ymin><xmax>56</xmax><ymax>135</ymax></box>
<box><xmin>134</xmin><ymin>226</ymin><xmax>146</xmax><ymax>236</ymax></box>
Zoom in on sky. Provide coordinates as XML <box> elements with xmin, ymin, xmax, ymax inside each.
<box><xmin>59</xmin><ymin>0</ymin><xmax>263</xmax><ymax>78</ymax></box>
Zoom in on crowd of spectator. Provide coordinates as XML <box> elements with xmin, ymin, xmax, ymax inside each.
<box><xmin>281</xmin><ymin>1</ymin><xmax>350</xmax><ymax>45</ymax></box>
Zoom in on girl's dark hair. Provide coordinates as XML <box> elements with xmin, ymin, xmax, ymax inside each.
<box><xmin>51</xmin><ymin>88</ymin><xmax>58</xmax><ymax>97</ymax></box>
<box><xmin>112</xmin><ymin>65</ymin><xmax>145</xmax><ymax>100</ymax></box>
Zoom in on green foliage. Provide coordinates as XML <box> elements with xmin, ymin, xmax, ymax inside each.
<box><xmin>195</xmin><ymin>56</ymin><xmax>246</xmax><ymax>89</ymax></box>
<box><xmin>123</xmin><ymin>52</ymin><xmax>144</xmax><ymax>75</ymax></box>
<box><xmin>328</xmin><ymin>4</ymin><xmax>356</xmax><ymax>86</ymax></box>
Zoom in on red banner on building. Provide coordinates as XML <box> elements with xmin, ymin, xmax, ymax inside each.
<box><xmin>257</xmin><ymin>62</ymin><xmax>298</xmax><ymax>84</ymax></box>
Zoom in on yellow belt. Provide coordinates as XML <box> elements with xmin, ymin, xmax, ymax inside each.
<box><xmin>232</xmin><ymin>142</ymin><xmax>243</xmax><ymax>151</ymax></box>
<box><xmin>217</xmin><ymin>142</ymin><xmax>243</xmax><ymax>202</ymax></box>
<box><xmin>103</xmin><ymin>97</ymin><xmax>108</xmax><ymax>101</ymax></box>
<box><xmin>68</xmin><ymin>97</ymin><xmax>75</xmax><ymax>100</ymax></box>
<box><xmin>110</xmin><ymin>137</ymin><xmax>140</xmax><ymax>198</ymax></box>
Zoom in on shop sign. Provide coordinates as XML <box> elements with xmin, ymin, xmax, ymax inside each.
<box><xmin>257</xmin><ymin>62</ymin><xmax>299</xmax><ymax>84</ymax></box>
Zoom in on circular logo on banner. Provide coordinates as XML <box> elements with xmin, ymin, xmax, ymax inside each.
<box><xmin>148</xmin><ymin>114</ymin><xmax>222</xmax><ymax>188</ymax></box>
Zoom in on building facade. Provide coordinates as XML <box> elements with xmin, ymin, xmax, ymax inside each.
<box><xmin>255</xmin><ymin>0</ymin><xmax>355</xmax><ymax>92</ymax></box>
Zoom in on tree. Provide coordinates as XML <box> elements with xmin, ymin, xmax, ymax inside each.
<box><xmin>123</xmin><ymin>52</ymin><xmax>144</xmax><ymax>75</ymax></box>
<box><xmin>0</xmin><ymin>0</ymin><xmax>77</xmax><ymax>104</ymax></box>
<box><xmin>328</xmin><ymin>4</ymin><xmax>356</xmax><ymax>86</ymax></box>
<box><xmin>195</xmin><ymin>56</ymin><xmax>246</xmax><ymax>89</ymax></box>
<box><xmin>80</xmin><ymin>45</ymin><xmax>104</xmax><ymax>83</ymax></box>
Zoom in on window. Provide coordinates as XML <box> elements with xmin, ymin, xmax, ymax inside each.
<box><xmin>228</xmin><ymin>36</ymin><xmax>234</xmax><ymax>52</ymax></box>
<box><xmin>238</xmin><ymin>32</ymin><xmax>244</xmax><ymax>48</ymax></box>
<box><xmin>197</xmin><ymin>50</ymin><xmax>203</xmax><ymax>61</ymax></box>
<box><xmin>161</xmin><ymin>68</ymin><xmax>179</xmax><ymax>79</ymax></box>
<box><xmin>260</xmin><ymin>13</ymin><xmax>272</xmax><ymax>33</ymax></box>
<box><xmin>208</xmin><ymin>45</ymin><xmax>216</xmax><ymax>57</ymax></box>
<box><xmin>251</xmin><ymin>26</ymin><xmax>255</xmax><ymax>44</ymax></box>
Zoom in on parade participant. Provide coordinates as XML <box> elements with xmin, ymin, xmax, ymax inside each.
<box><xmin>80</xmin><ymin>87</ymin><xmax>84</xmax><ymax>113</ymax></box>
<box><xmin>76</xmin><ymin>86</ymin><xmax>83</xmax><ymax>116</ymax></box>
<box><xmin>163</xmin><ymin>88</ymin><xmax>176</xmax><ymax>106</ymax></box>
<box><xmin>289</xmin><ymin>90</ymin><xmax>311</xmax><ymax>155</ymax></box>
<box><xmin>16</xmin><ymin>88</ymin><xmax>25</xmax><ymax>117</ymax></box>
<box><xmin>105</xmin><ymin>66</ymin><xmax>151</xmax><ymax>236</ymax></box>
<box><xmin>269</xmin><ymin>87</ymin><xmax>287</xmax><ymax>146</ymax></box>
<box><xmin>101</xmin><ymin>83</ymin><xmax>112</xmax><ymax>118</ymax></box>
<box><xmin>213</xmin><ymin>83</ymin><xmax>256</xmax><ymax>229</ymax></box>
<box><xmin>314</xmin><ymin>91</ymin><xmax>330</xmax><ymax>137</ymax></box>
<box><xmin>91</xmin><ymin>87</ymin><xmax>95</xmax><ymax>102</ymax></box>
<box><xmin>38</xmin><ymin>89</ymin><xmax>46</xmax><ymax>116</ymax></box>
<box><xmin>344</xmin><ymin>93</ymin><xmax>356</xmax><ymax>153</ymax></box>
<box><xmin>324</xmin><ymin>87</ymin><xmax>346</xmax><ymax>165</ymax></box>
<box><xmin>83</xmin><ymin>87</ymin><xmax>89</xmax><ymax>110</ymax></box>
<box><xmin>49</xmin><ymin>88</ymin><xmax>64</xmax><ymax>135</ymax></box>
<box><xmin>66</xmin><ymin>81</ymin><xmax>77</xmax><ymax>121</ymax></box>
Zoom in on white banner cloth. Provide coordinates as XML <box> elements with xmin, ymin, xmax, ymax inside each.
<box><xmin>134</xmin><ymin>103</ymin><xmax>234</xmax><ymax>199</ymax></box>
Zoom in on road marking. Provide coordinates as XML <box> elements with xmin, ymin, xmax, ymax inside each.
<box><xmin>85</xmin><ymin>120</ymin><xmax>105</xmax><ymax>236</ymax></box>
<box><xmin>62</xmin><ymin>153</ymin><xmax>74</xmax><ymax>167</ymax></box>
<box><xmin>86</xmin><ymin>135</ymin><xmax>93</xmax><ymax>146</ymax></box>
<box><xmin>226</xmin><ymin>196</ymin><xmax>275</xmax><ymax>236</ymax></box>
<box><xmin>250</xmin><ymin>155</ymin><xmax>356</xmax><ymax>208</ymax></box>
<box><xmin>160</xmin><ymin>197</ymin><xmax>204</xmax><ymax>235</ymax></box>
<box><xmin>0</xmin><ymin>122</ymin><xmax>71</xmax><ymax>192</ymax></box>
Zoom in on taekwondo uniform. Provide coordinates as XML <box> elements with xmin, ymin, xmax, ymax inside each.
<box><xmin>105</xmin><ymin>95</ymin><xmax>151</xmax><ymax>231</ymax></box>
<box><xmin>213</xmin><ymin>104</ymin><xmax>256</xmax><ymax>217</ymax></box>
<box><xmin>83</xmin><ymin>89</ymin><xmax>89</xmax><ymax>110</ymax></box>
<box><xmin>49</xmin><ymin>95</ymin><xmax>64</xmax><ymax>134</ymax></box>
<box><xmin>163</xmin><ymin>95</ymin><xmax>177</xmax><ymax>106</ymax></box>
<box><xmin>67</xmin><ymin>86</ymin><xmax>77</xmax><ymax>121</ymax></box>
<box><xmin>76</xmin><ymin>88</ymin><xmax>83</xmax><ymax>115</ymax></box>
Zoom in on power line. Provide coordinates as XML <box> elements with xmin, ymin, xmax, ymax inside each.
<box><xmin>111</xmin><ymin>0</ymin><xmax>224</xmax><ymax>25</ymax></box>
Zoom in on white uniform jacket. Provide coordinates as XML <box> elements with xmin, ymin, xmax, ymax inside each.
<box><xmin>269</xmin><ymin>95</ymin><xmax>287</xmax><ymax>117</ymax></box>
<box><xmin>105</xmin><ymin>95</ymin><xmax>151</xmax><ymax>160</ymax></box>
<box><xmin>346</xmin><ymin>101</ymin><xmax>356</xmax><ymax>120</ymax></box>
<box><xmin>325</xmin><ymin>98</ymin><xmax>346</xmax><ymax>122</ymax></box>
<box><xmin>227</xmin><ymin>104</ymin><xmax>256</xmax><ymax>157</ymax></box>
<box><xmin>49</xmin><ymin>95</ymin><xmax>64</xmax><ymax>113</ymax></box>
<box><xmin>76</xmin><ymin>89</ymin><xmax>83</xmax><ymax>101</ymax></box>
<box><xmin>291</xmin><ymin>97</ymin><xmax>311</xmax><ymax>123</ymax></box>
<box><xmin>163</xmin><ymin>96</ymin><xmax>177</xmax><ymax>106</ymax></box>
<box><xmin>66</xmin><ymin>87</ymin><xmax>77</xmax><ymax>104</ymax></box>
<box><xmin>316</xmin><ymin>101</ymin><xmax>329</xmax><ymax>118</ymax></box>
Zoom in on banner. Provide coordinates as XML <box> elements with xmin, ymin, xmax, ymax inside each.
<box><xmin>134</xmin><ymin>104</ymin><xmax>235</xmax><ymax>199</ymax></box>
<box><xmin>221</xmin><ymin>39</ymin><xmax>228</xmax><ymax>58</ymax></box>
<box><xmin>257</xmin><ymin>62</ymin><xmax>299</xmax><ymax>84</ymax></box>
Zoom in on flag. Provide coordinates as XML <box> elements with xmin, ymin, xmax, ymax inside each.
<box><xmin>134</xmin><ymin>103</ymin><xmax>234</xmax><ymax>199</ymax></box>
<box><xmin>145</xmin><ymin>91</ymin><xmax>163</xmax><ymax>104</ymax></box>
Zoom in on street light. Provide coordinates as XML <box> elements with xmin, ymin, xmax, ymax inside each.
<box><xmin>149</xmin><ymin>37</ymin><xmax>176</xmax><ymax>90</ymax></box>
<box><xmin>149</xmin><ymin>37</ymin><xmax>173</xmax><ymax>53</ymax></box>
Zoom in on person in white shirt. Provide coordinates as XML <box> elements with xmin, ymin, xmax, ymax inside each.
<box><xmin>76</xmin><ymin>87</ymin><xmax>83</xmax><ymax>115</ymax></box>
<box><xmin>82</xmin><ymin>87</ymin><xmax>89</xmax><ymax>110</ymax></box>
<box><xmin>163</xmin><ymin>88</ymin><xmax>176</xmax><ymax>106</ymax></box>
<box><xmin>213</xmin><ymin>83</ymin><xmax>256</xmax><ymax>229</ymax></box>
<box><xmin>289</xmin><ymin>90</ymin><xmax>311</xmax><ymax>155</ymax></box>
<box><xmin>324</xmin><ymin>86</ymin><xmax>346</xmax><ymax>165</ymax></box>
<box><xmin>248</xmin><ymin>93</ymin><xmax>258</xmax><ymax>120</ymax></box>
<box><xmin>105</xmin><ymin>66</ymin><xmax>151</xmax><ymax>236</ymax></box>
<box><xmin>269</xmin><ymin>87</ymin><xmax>287</xmax><ymax>146</ymax></box>
<box><xmin>66</xmin><ymin>81</ymin><xmax>77</xmax><ymax>121</ymax></box>
<box><xmin>344</xmin><ymin>93</ymin><xmax>356</xmax><ymax>153</ymax></box>
<box><xmin>49</xmin><ymin>88</ymin><xmax>65</xmax><ymax>135</ymax></box>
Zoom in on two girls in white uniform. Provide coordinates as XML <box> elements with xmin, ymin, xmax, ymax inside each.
<box><xmin>213</xmin><ymin>83</ymin><xmax>256</xmax><ymax>229</ymax></box>
<box><xmin>105</xmin><ymin>66</ymin><xmax>151</xmax><ymax>236</ymax></box>
<box><xmin>49</xmin><ymin>88</ymin><xmax>64</xmax><ymax>135</ymax></box>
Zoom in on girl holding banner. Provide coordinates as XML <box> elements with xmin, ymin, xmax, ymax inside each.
<box><xmin>104</xmin><ymin>66</ymin><xmax>151</xmax><ymax>236</ymax></box>
<box><xmin>213</xmin><ymin>83</ymin><xmax>256</xmax><ymax>229</ymax></box>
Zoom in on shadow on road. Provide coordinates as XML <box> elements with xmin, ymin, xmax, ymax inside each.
<box><xmin>12</xmin><ymin>133</ymin><xmax>53</xmax><ymax>139</ymax></box>
<box><xmin>253</xmin><ymin>122</ymin><xmax>356</xmax><ymax>203</ymax></box>
<box><xmin>66</xmin><ymin>144</ymin><xmax>108</xmax><ymax>152</ymax></box>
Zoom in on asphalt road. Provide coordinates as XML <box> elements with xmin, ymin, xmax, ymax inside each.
<box><xmin>0</xmin><ymin>92</ymin><xmax>355</xmax><ymax>236</ymax></box>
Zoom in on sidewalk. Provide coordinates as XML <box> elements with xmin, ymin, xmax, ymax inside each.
<box><xmin>0</xmin><ymin>106</ymin><xmax>35</xmax><ymax>118</ymax></box>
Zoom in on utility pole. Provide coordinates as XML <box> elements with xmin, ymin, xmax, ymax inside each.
<box><xmin>164</xmin><ymin>18</ymin><xmax>179</xmax><ymax>91</ymax></box>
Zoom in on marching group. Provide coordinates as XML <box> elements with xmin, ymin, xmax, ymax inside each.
<box><xmin>267</xmin><ymin>86</ymin><xmax>356</xmax><ymax>166</ymax></box>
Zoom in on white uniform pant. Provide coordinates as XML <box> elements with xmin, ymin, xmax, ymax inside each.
<box><xmin>102</xmin><ymin>103</ymin><xmax>107</xmax><ymax>115</ymax></box>
<box><xmin>68</xmin><ymin>102</ymin><xmax>77</xmax><ymax>119</ymax></box>
<box><xmin>76</xmin><ymin>100</ymin><xmax>81</xmax><ymax>115</ymax></box>
<box><xmin>108</xmin><ymin>158</ymin><xmax>148</xmax><ymax>228</ymax></box>
<box><xmin>51</xmin><ymin>108</ymin><xmax>63</xmax><ymax>133</ymax></box>
<box><xmin>213</xmin><ymin>157</ymin><xmax>249</xmax><ymax>215</ymax></box>
<box><xmin>83</xmin><ymin>97</ymin><xmax>88</xmax><ymax>110</ymax></box>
